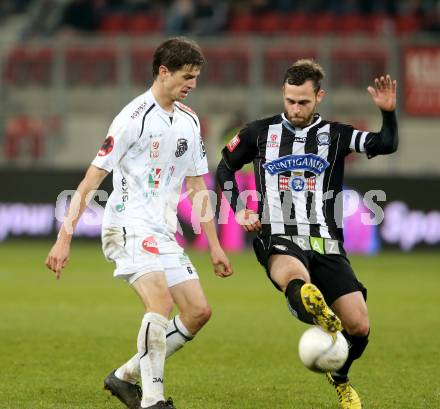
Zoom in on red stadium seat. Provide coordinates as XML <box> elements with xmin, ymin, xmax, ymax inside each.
<box><xmin>283</xmin><ymin>13</ymin><xmax>308</xmax><ymax>35</ymax></box>
<box><xmin>335</xmin><ymin>14</ymin><xmax>369</xmax><ymax>35</ymax></box>
<box><xmin>308</xmin><ymin>13</ymin><xmax>335</xmax><ymax>35</ymax></box>
<box><xmin>4</xmin><ymin>116</ymin><xmax>44</xmax><ymax>160</ymax></box>
<box><xmin>202</xmin><ymin>48</ymin><xmax>250</xmax><ymax>85</ymax></box>
<box><xmin>365</xmin><ymin>14</ymin><xmax>391</xmax><ymax>36</ymax></box>
<box><xmin>99</xmin><ymin>13</ymin><xmax>128</xmax><ymax>34</ymax></box>
<box><xmin>228</xmin><ymin>13</ymin><xmax>254</xmax><ymax>34</ymax></box>
<box><xmin>131</xmin><ymin>48</ymin><xmax>155</xmax><ymax>86</ymax></box>
<box><xmin>263</xmin><ymin>48</ymin><xmax>317</xmax><ymax>86</ymax></box>
<box><xmin>254</xmin><ymin>12</ymin><xmax>285</xmax><ymax>35</ymax></box>
<box><xmin>3</xmin><ymin>46</ymin><xmax>53</xmax><ymax>86</ymax></box>
<box><xmin>127</xmin><ymin>14</ymin><xmax>163</xmax><ymax>35</ymax></box>
<box><xmin>65</xmin><ymin>47</ymin><xmax>117</xmax><ymax>86</ymax></box>
<box><xmin>395</xmin><ymin>15</ymin><xmax>422</xmax><ymax>36</ymax></box>
<box><xmin>330</xmin><ymin>50</ymin><xmax>386</xmax><ymax>87</ymax></box>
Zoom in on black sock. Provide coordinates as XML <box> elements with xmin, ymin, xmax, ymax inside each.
<box><xmin>333</xmin><ymin>330</ymin><xmax>370</xmax><ymax>382</ymax></box>
<box><xmin>285</xmin><ymin>279</ymin><xmax>315</xmax><ymax>325</ymax></box>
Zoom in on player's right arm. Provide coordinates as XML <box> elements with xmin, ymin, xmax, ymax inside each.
<box><xmin>343</xmin><ymin>75</ymin><xmax>398</xmax><ymax>159</ymax></box>
<box><xmin>46</xmin><ymin>113</ymin><xmax>135</xmax><ymax>279</ymax></box>
<box><xmin>216</xmin><ymin>125</ymin><xmax>261</xmax><ymax>232</ymax></box>
<box><xmin>45</xmin><ymin>165</ymin><xmax>109</xmax><ymax>279</ymax></box>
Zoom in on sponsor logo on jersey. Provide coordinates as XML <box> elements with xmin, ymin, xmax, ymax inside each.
<box><xmin>294</xmin><ymin>136</ymin><xmax>306</xmax><ymax>143</ymax></box>
<box><xmin>98</xmin><ymin>136</ymin><xmax>114</xmax><ymax>156</ymax></box>
<box><xmin>150</xmin><ymin>139</ymin><xmax>160</xmax><ymax>159</ymax></box>
<box><xmin>121</xmin><ymin>177</ymin><xmax>129</xmax><ymax>204</ymax></box>
<box><xmin>273</xmin><ymin>244</ymin><xmax>288</xmax><ymax>252</ymax></box>
<box><xmin>142</xmin><ymin>235</ymin><xmax>159</xmax><ymax>254</ymax></box>
<box><xmin>130</xmin><ymin>101</ymin><xmax>147</xmax><ymax>119</ymax></box>
<box><xmin>148</xmin><ymin>168</ymin><xmax>162</xmax><ymax>188</ymax></box>
<box><xmin>268</xmin><ymin>133</ymin><xmax>280</xmax><ymax>148</ymax></box>
<box><xmin>306</xmin><ymin>176</ymin><xmax>316</xmax><ymax>191</ymax></box>
<box><xmin>263</xmin><ymin>154</ymin><xmax>329</xmax><ymax>176</ymax></box>
<box><xmin>279</xmin><ymin>175</ymin><xmax>290</xmax><ymax>191</ymax></box>
<box><xmin>279</xmin><ymin>175</ymin><xmax>316</xmax><ymax>192</ymax></box>
<box><xmin>317</xmin><ymin>131</ymin><xmax>330</xmax><ymax>146</ymax></box>
<box><xmin>175</xmin><ymin>138</ymin><xmax>188</xmax><ymax>157</ymax></box>
<box><xmin>199</xmin><ymin>136</ymin><xmax>206</xmax><ymax>158</ymax></box>
<box><xmin>227</xmin><ymin>134</ymin><xmax>240</xmax><ymax>152</ymax></box>
<box><xmin>291</xmin><ymin>176</ymin><xmax>305</xmax><ymax>192</ymax></box>
<box><xmin>165</xmin><ymin>165</ymin><xmax>175</xmax><ymax>186</ymax></box>
<box><xmin>115</xmin><ymin>203</ymin><xmax>125</xmax><ymax>212</ymax></box>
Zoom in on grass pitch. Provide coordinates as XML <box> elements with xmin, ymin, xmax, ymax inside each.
<box><xmin>0</xmin><ymin>240</ymin><xmax>439</xmax><ymax>409</ymax></box>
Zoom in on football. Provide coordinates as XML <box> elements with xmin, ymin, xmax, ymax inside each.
<box><xmin>298</xmin><ymin>326</ymin><xmax>349</xmax><ymax>373</ymax></box>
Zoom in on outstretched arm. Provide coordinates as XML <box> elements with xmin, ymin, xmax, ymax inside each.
<box><xmin>186</xmin><ymin>175</ymin><xmax>233</xmax><ymax>278</ymax></box>
<box><xmin>365</xmin><ymin>75</ymin><xmax>399</xmax><ymax>158</ymax></box>
<box><xmin>367</xmin><ymin>74</ymin><xmax>396</xmax><ymax>112</ymax></box>
<box><xmin>45</xmin><ymin>165</ymin><xmax>108</xmax><ymax>279</ymax></box>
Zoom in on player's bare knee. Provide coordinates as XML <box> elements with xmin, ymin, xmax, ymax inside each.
<box><xmin>195</xmin><ymin>303</ymin><xmax>212</xmax><ymax>324</ymax></box>
<box><xmin>344</xmin><ymin>320</ymin><xmax>370</xmax><ymax>337</ymax></box>
<box><xmin>188</xmin><ymin>303</ymin><xmax>212</xmax><ymax>326</ymax></box>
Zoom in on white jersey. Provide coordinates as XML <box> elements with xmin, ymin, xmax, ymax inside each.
<box><xmin>92</xmin><ymin>88</ymin><xmax>208</xmax><ymax>245</ymax></box>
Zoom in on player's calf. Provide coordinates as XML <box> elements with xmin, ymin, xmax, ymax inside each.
<box><xmin>285</xmin><ymin>279</ymin><xmax>316</xmax><ymax>324</ymax></box>
<box><xmin>300</xmin><ymin>283</ymin><xmax>342</xmax><ymax>333</ymax></box>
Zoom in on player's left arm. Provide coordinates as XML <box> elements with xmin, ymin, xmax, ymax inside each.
<box><xmin>186</xmin><ymin>175</ymin><xmax>233</xmax><ymax>278</ymax></box>
<box><xmin>364</xmin><ymin>74</ymin><xmax>399</xmax><ymax>158</ymax></box>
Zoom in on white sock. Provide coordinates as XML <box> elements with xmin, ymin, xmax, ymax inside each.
<box><xmin>115</xmin><ymin>315</ymin><xmax>194</xmax><ymax>384</ymax></box>
<box><xmin>115</xmin><ymin>353</ymin><xmax>141</xmax><ymax>384</ymax></box>
<box><xmin>165</xmin><ymin>315</ymin><xmax>193</xmax><ymax>359</ymax></box>
<box><xmin>138</xmin><ymin>312</ymin><xmax>168</xmax><ymax>408</ymax></box>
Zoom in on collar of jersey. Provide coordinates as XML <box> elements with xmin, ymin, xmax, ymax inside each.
<box><xmin>147</xmin><ymin>88</ymin><xmax>175</xmax><ymax>117</ymax></box>
<box><xmin>281</xmin><ymin>113</ymin><xmax>322</xmax><ymax>133</ymax></box>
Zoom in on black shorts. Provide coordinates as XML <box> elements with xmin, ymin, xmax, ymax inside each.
<box><xmin>253</xmin><ymin>234</ymin><xmax>367</xmax><ymax>306</ymax></box>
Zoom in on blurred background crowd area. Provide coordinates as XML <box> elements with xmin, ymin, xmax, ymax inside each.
<box><xmin>1</xmin><ymin>1</ymin><xmax>439</xmax><ymax>251</ymax></box>
<box><xmin>1</xmin><ymin>0</ymin><xmax>440</xmax><ymax>37</ymax></box>
<box><xmin>0</xmin><ymin>0</ymin><xmax>439</xmax><ymax>176</ymax></box>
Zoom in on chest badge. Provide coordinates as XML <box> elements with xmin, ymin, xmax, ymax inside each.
<box><xmin>317</xmin><ymin>131</ymin><xmax>330</xmax><ymax>146</ymax></box>
<box><xmin>175</xmin><ymin>138</ymin><xmax>188</xmax><ymax>157</ymax></box>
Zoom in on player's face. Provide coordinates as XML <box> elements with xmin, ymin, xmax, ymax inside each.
<box><xmin>283</xmin><ymin>80</ymin><xmax>324</xmax><ymax>127</ymax></box>
<box><xmin>163</xmin><ymin>65</ymin><xmax>201</xmax><ymax>102</ymax></box>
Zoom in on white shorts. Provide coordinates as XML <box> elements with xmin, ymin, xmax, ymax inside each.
<box><xmin>101</xmin><ymin>227</ymin><xmax>199</xmax><ymax>286</ymax></box>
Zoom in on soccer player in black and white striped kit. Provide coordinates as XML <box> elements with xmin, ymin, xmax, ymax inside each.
<box><xmin>217</xmin><ymin>59</ymin><xmax>398</xmax><ymax>409</ymax></box>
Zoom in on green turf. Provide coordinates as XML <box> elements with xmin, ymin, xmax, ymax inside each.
<box><xmin>1</xmin><ymin>240</ymin><xmax>439</xmax><ymax>409</ymax></box>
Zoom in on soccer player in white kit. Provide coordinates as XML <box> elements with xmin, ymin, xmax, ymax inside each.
<box><xmin>46</xmin><ymin>37</ymin><xmax>232</xmax><ymax>409</ymax></box>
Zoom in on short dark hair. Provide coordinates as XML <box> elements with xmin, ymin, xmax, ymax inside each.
<box><xmin>152</xmin><ymin>37</ymin><xmax>205</xmax><ymax>78</ymax></box>
<box><xmin>283</xmin><ymin>59</ymin><xmax>325</xmax><ymax>93</ymax></box>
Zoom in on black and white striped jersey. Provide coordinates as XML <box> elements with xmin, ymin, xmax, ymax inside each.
<box><xmin>221</xmin><ymin>112</ymin><xmax>380</xmax><ymax>242</ymax></box>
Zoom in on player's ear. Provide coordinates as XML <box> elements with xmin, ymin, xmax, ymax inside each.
<box><xmin>316</xmin><ymin>89</ymin><xmax>325</xmax><ymax>103</ymax></box>
<box><xmin>158</xmin><ymin>65</ymin><xmax>170</xmax><ymax>80</ymax></box>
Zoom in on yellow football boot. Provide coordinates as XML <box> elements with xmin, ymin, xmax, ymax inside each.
<box><xmin>300</xmin><ymin>283</ymin><xmax>343</xmax><ymax>334</ymax></box>
<box><xmin>326</xmin><ymin>373</ymin><xmax>362</xmax><ymax>409</ymax></box>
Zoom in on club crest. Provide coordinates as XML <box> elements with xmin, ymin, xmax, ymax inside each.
<box><xmin>175</xmin><ymin>138</ymin><xmax>188</xmax><ymax>157</ymax></box>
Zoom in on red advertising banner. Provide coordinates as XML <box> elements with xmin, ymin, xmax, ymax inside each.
<box><xmin>404</xmin><ymin>47</ymin><xmax>440</xmax><ymax>116</ymax></box>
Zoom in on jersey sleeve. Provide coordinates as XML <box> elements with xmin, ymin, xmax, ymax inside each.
<box><xmin>339</xmin><ymin>124</ymin><xmax>371</xmax><ymax>157</ymax></box>
<box><xmin>186</xmin><ymin>121</ymin><xmax>209</xmax><ymax>177</ymax></box>
<box><xmin>221</xmin><ymin>125</ymin><xmax>258</xmax><ymax>171</ymax></box>
<box><xmin>339</xmin><ymin>110</ymin><xmax>398</xmax><ymax>159</ymax></box>
<box><xmin>91</xmin><ymin>116</ymin><xmax>135</xmax><ymax>173</ymax></box>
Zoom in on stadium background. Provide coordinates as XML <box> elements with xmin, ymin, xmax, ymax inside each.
<box><xmin>0</xmin><ymin>1</ymin><xmax>439</xmax><ymax>409</ymax></box>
